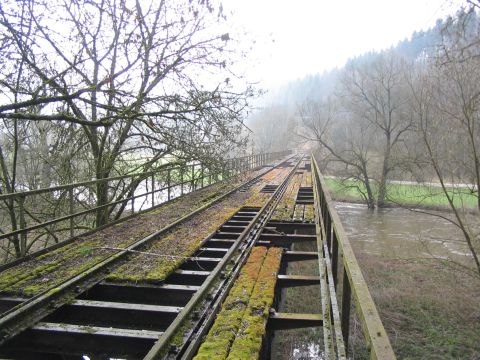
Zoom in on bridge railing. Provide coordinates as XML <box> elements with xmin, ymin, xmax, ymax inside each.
<box><xmin>311</xmin><ymin>154</ymin><xmax>396</xmax><ymax>359</ymax></box>
<box><xmin>0</xmin><ymin>151</ymin><xmax>290</xmax><ymax>263</ymax></box>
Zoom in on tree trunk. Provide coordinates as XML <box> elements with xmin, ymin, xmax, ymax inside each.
<box><xmin>95</xmin><ymin>178</ymin><xmax>109</xmax><ymax>227</ymax></box>
<box><xmin>364</xmin><ymin>176</ymin><xmax>376</xmax><ymax>209</ymax></box>
<box><xmin>377</xmin><ymin>136</ymin><xmax>391</xmax><ymax>207</ymax></box>
<box><xmin>7</xmin><ymin>199</ymin><xmax>21</xmax><ymax>258</ymax></box>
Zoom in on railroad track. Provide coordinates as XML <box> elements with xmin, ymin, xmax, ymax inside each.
<box><xmin>0</xmin><ymin>155</ymin><xmax>305</xmax><ymax>359</ymax></box>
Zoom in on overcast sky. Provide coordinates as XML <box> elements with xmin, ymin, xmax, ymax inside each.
<box><xmin>223</xmin><ymin>0</ymin><xmax>466</xmax><ymax>88</ymax></box>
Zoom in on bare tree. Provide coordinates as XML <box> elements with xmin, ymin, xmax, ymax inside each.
<box><xmin>405</xmin><ymin>9</ymin><xmax>480</xmax><ymax>276</ymax></box>
<box><xmin>299</xmin><ymin>52</ymin><xmax>412</xmax><ymax>208</ymax></box>
<box><xmin>338</xmin><ymin>51</ymin><xmax>413</xmax><ymax>207</ymax></box>
<box><xmin>298</xmin><ymin>98</ymin><xmax>377</xmax><ymax>208</ymax></box>
<box><xmin>0</xmin><ymin>0</ymin><xmax>253</xmax><ymax>233</ymax></box>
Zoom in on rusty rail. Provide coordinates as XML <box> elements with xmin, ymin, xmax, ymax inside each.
<box><xmin>311</xmin><ymin>154</ymin><xmax>396</xmax><ymax>360</ymax></box>
<box><xmin>0</xmin><ymin>151</ymin><xmax>289</xmax><ymax>262</ymax></box>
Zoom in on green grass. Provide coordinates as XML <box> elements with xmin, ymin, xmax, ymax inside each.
<box><xmin>354</xmin><ymin>255</ymin><xmax>480</xmax><ymax>360</ymax></box>
<box><xmin>324</xmin><ymin>178</ymin><xmax>478</xmax><ymax>209</ymax></box>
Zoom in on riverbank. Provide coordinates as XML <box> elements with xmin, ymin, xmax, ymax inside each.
<box><xmin>335</xmin><ymin>202</ymin><xmax>480</xmax><ymax>359</ymax></box>
<box><xmin>325</xmin><ymin>177</ymin><xmax>478</xmax><ymax>210</ymax></box>
<box><xmin>355</xmin><ymin>253</ymin><xmax>480</xmax><ymax>359</ymax></box>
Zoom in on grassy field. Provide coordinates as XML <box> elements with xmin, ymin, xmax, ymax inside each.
<box><xmin>352</xmin><ymin>254</ymin><xmax>480</xmax><ymax>360</ymax></box>
<box><xmin>324</xmin><ymin>177</ymin><xmax>478</xmax><ymax>209</ymax></box>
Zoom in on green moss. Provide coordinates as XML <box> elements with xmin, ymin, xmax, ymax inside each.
<box><xmin>303</xmin><ymin>204</ymin><xmax>315</xmax><ymax>221</ymax></box>
<box><xmin>0</xmin><ymin>239</ymin><xmax>110</xmax><ymax>296</ymax></box>
<box><xmin>271</xmin><ymin>172</ymin><xmax>303</xmax><ymax>221</ymax></box>
<box><xmin>194</xmin><ymin>247</ymin><xmax>282</xmax><ymax>360</ymax></box>
<box><xmin>107</xmin><ymin>206</ymin><xmax>240</xmax><ymax>283</ymax></box>
<box><xmin>227</xmin><ymin>247</ymin><xmax>282</xmax><ymax>359</ymax></box>
<box><xmin>194</xmin><ymin>247</ymin><xmax>268</xmax><ymax>360</ymax></box>
<box><xmin>20</xmin><ymin>255</ymin><xmax>107</xmax><ymax>297</ymax></box>
<box><xmin>170</xmin><ymin>319</ymin><xmax>193</xmax><ymax>348</ymax></box>
<box><xmin>0</xmin><ymin>168</ymin><xmax>266</xmax><ymax>298</ymax></box>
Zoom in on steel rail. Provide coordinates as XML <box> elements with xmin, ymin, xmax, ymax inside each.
<box><xmin>144</xmin><ymin>155</ymin><xmax>304</xmax><ymax>360</ymax></box>
<box><xmin>0</xmin><ymin>154</ymin><xmax>294</xmax><ymax>345</ymax></box>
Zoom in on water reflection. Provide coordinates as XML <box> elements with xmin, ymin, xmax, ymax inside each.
<box><xmin>335</xmin><ymin>202</ymin><xmax>471</xmax><ymax>261</ymax></box>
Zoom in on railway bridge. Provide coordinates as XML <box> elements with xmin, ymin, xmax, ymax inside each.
<box><xmin>0</xmin><ymin>152</ymin><xmax>396</xmax><ymax>359</ymax></box>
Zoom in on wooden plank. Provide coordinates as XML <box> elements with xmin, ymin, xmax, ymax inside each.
<box><xmin>283</xmin><ymin>250</ymin><xmax>318</xmax><ymax>261</ymax></box>
<box><xmin>235</xmin><ymin>211</ymin><xmax>258</xmax><ymax>216</ymax></box>
<box><xmin>277</xmin><ymin>274</ymin><xmax>320</xmax><ymax>287</ymax></box>
<box><xmin>258</xmin><ymin>233</ymin><xmax>316</xmax><ymax>243</ymax></box>
<box><xmin>268</xmin><ymin>312</ymin><xmax>323</xmax><ymax>330</ymax></box>
<box><xmin>32</xmin><ymin>322</ymin><xmax>164</xmax><ymax>340</ymax></box>
<box><xmin>71</xmin><ymin>299</ymin><xmax>182</xmax><ymax>314</ymax></box>
<box><xmin>158</xmin><ymin>284</ymin><xmax>200</xmax><ymax>291</ymax></box>
<box><xmin>224</xmin><ymin>220</ymin><xmax>250</xmax><ymax>226</ymax></box>
<box><xmin>312</xmin><ymin>155</ymin><xmax>396</xmax><ymax>360</ymax></box>
<box><xmin>186</xmin><ymin>257</ymin><xmax>222</xmax><ymax>263</ymax></box>
<box><xmin>198</xmin><ymin>247</ymin><xmax>228</xmax><ymax>252</ymax></box>
<box><xmin>205</xmin><ymin>239</ymin><xmax>235</xmax><ymax>248</ymax></box>
<box><xmin>174</xmin><ymin>269</ymin><xmax>211</xmax><ymax>276</ymax></box>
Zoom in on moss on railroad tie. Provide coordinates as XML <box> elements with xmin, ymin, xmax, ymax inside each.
<box><xmin>271</xmin><ymin>162</ymin><xmax>314</xmax><ymax>222</ymax></box>
<box><xmin>106</xmin><ymin>203</ymin><xmax>240</xmax><ymax>283</ymax></box>
<box><xmin>0</xmin><ymin>171</ymin><xmax>265</xmax><ymax>298</ymax></box>
<box><xmin>194</xmin><ymin>246</ymin><xmax>282</xmax><ymax>360</ymax></box>
<box><xmin>0</xmin><ymin>163</ymin><xmax>290</xmax><ymax>298</ymax></box>
<box><xmin>243</xmin><ymin>168</ymin><xmax>291</xmax><ymax>208</ymax></box>
<box><xmin>271</xmin><ymin>171</ymin><xmax>302</xmax><ymax>221</ymax></box>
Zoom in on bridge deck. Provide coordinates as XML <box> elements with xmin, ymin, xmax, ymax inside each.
<box><xmin>0</xmin><ymin>154</ymin><xmax>396</xmax><ymax>360</ymax></box>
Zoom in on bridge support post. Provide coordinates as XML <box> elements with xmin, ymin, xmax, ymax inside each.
<box><xmin>151</xmin><ymin>175</ymin><xmax>155</xmax><ymax>207</ymax></box>
<box><xmin>341</xmin><ymin>271</ymin><xmax>351</xmax><ymax>354</ymax></box>
<box><xmin>167</xmin><ymin>169</ymin><xmax>171</xmax><ymax>201</ymax></box>
<box><xmin>69</xmin><ymin>188</ymin><xmax>74</xmax><ymax>238</ymax></box>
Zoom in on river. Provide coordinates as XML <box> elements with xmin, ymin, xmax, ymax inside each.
<box><xmin>335</xmin><ymin>202</ymin><xmax>472</xmax><ymax>261</ymax></box>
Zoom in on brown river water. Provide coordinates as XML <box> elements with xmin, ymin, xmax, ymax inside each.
<box><xmin>335</xmin><ymin>202</ymin><xmax>472</xmax><ymax>262</ymax></box>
